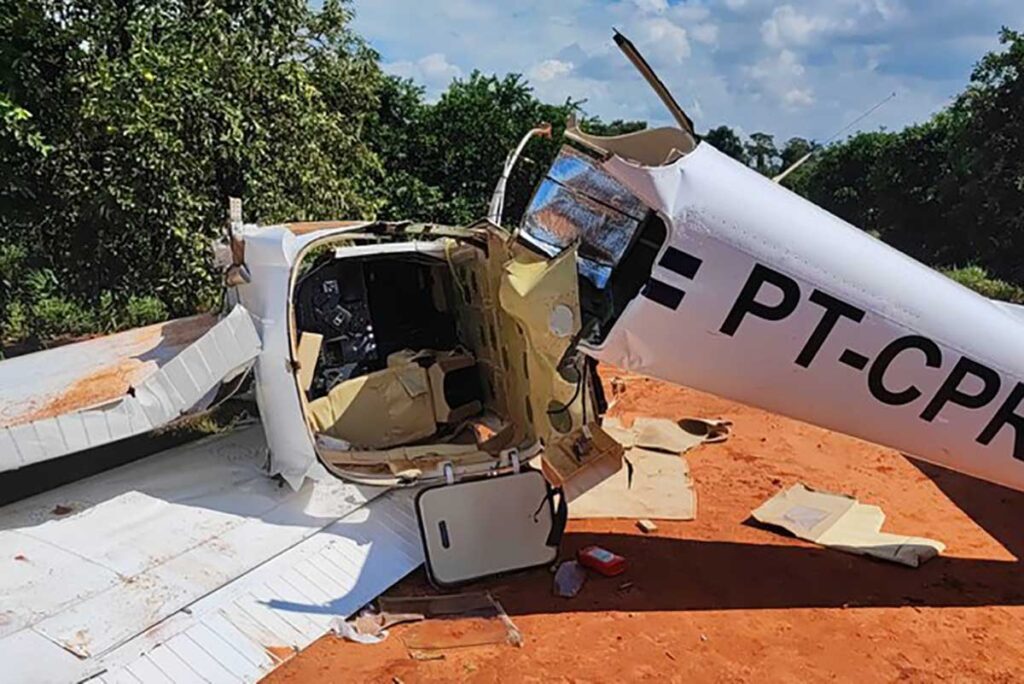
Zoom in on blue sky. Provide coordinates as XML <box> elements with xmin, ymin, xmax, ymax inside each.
<box><xmin>351</xmin><ymin>0</ymin><xmax>1023</xmax><ymax>142</ymax></box>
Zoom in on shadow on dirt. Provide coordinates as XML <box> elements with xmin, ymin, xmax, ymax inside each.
<box><xmin>378</xmin><ymin>461</ymin><xmax>1024</xmax><ymax>614</ymax></box>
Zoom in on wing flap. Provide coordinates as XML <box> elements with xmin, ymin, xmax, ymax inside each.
<box><xmin>0</xmin><ymin>305</ymin><xmax>261</xmax><ymax>472</ymax></box>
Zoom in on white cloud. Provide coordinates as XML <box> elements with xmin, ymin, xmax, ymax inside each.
<box><xmin>642</xmin><ymin>17</ymin><xmax>691</xmax><ymax>63</ymax></box>
<box><xmin>631</xmin><ymin>0</ymin><xmax>668</xmax><ymax>13</ymax></box>
<box><xmin>669</xmin><ymin>2</ymin><xmax>711</xmax><ymax>22</ymax></box>
<box><xmin>384</xmin><ymin>52</ymin><xmax>462</xmax><ymax>91</ymax></box>
<box><xmin>691</xmin><ymin>23</ymin><xmax>720</xmax><ymax>46</ymax></box>
<box><xmin>530</xmin><ymin>59</ymin><xmax>574</xmax><ymax>82</ymax></box>
<box><xmin>746</xmin><ymin>49</ymin><xmax>815</xmax><ymax>109</ymax></box>
<box><xmin>761</xmin><ymin>5</ymin><xmax>847</xmax><ymax>49</ymax></box>
<box><xmin>353</xmin><ymin>0</ymin><xmax>1024</xmax><ymax>141</ymax></box>
<box><xmin>783</xmin><ymin>88</ymin><xmax>815</xmax><ymax>107</ymax></box>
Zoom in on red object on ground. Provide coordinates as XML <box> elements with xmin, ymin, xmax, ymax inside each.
<box><xmin>577</xmin><ymin>545</ymin><xmax>627</xmax><ymax>576</ymax></box>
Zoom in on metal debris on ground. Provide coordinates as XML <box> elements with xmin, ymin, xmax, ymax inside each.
<box><xmin>603</xmin><ymin>415</ymin><xmax>731</xmax><ymax>453</ymax></box>
<box><xmin>376</xmin><ymin>592</ymin><xmax>522</xmax><ymax>658</ymax></box>
<box><xmin>328</xmin><ymin>606</ymin><xmax>426</xmax><ymax>644</ymax></box>
<box><xmin>553</xmin><ymin>560</ymin><xmax>588</xmax><ymax>598</ymax></box>
<box><xmin>751</xmin><ymin>483</ymin><xmax>945</xmax><ymax>567</ymax></box>
<box><xmin>329</xmin><ymin>616</ymin><xmax>388</xmax><ymax>645</ymax></box>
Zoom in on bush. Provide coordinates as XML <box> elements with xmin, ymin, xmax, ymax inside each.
<box><xmin>122</xmin><ymin>296</ymin><xmax>170</xmax><ymax>329</ymax></box>
<box><xmin>29</xmin><ymin>295</ymin><xmax>97</xmax><ymax>340</ymax></box>
<box><xmin>941</xmin><ymin>265</ymin><xmax>1024</xmax><ymax>304</ymax></box>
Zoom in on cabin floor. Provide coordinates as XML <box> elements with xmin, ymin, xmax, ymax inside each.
<box><xmin>267</xmin><ymin>364</ymin><xmax>1024</xmax><ymax>683</ymax></box>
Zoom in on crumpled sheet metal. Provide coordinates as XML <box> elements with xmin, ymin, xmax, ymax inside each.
<box><xmin>752</xmin><ymin>483</ymin><xmax>945</xmax><ymax>567</ymax></box>
<box><xmin>520</xmin><ymin>146</ymin><xmax>648</xmax><ymax>288</ymax></box>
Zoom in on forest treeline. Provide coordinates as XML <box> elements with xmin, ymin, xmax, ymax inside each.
<box><xmin>1</xmin><ymin>1</ymin><xmax>1021</xmax><ymax>350</ymax></box>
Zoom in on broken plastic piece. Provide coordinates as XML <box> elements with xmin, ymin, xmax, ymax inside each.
<box><xmin>553</xmin><ymin>560</ymin><xmax>588</xmax><ymax>598</ymax></box>
<box><xmin>329</xmin><ymin>615</ymin><xmax>389</xmax><ymax>644</ymax></box>
<box><xmin>295</xmin><ymin>332</ymin><xmax>324</xmax><ymax>392</ymax></box>
<box><xmin>543</xmin><ymin>421</ymin><xmax>624</xmax><ymax>501</ymax></box>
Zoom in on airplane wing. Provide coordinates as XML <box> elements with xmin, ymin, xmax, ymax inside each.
<box><xmin>0</xmin><ymin>424</ymin><xmax>421</xmax><ymax>683</ymax></box>
<box><xmin>0</xmin><ymin>304</ymin><xmax>261</xmax><ymax>472</ymax></box>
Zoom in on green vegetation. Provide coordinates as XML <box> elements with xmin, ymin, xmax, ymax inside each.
<box><xmin>941</xmin><ymin>266</ymin><xmax>1024</xmax><ymax>304</ymax></box>
<box><xmin>1</xmin><ymin>1</ymin><xmax>1021</xmax><ymax>351</ymax></box>
<box><xmin>2</xmin><ymin>0</ymin><xmax>386</xmax><ymax>349</ymax></box>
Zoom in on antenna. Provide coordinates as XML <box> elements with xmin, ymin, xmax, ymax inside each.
<box><xmin>613</xmin><ymin>29</ymin><xmax>694</xmax><ymax>135</ymax></box>
<box><xmin>773</xmin><ymin>91</ymin><xmax>897</xmax><ymax>184</ymax></box>
<box><xmin>823</xmin><ymin>91</ymin><xmax>897</xmax><ymax>146</ymax></box>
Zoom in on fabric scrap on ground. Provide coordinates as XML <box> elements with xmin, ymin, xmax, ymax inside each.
<box><xmin>603</xmin><ymin>416</ymin><xmax>731</xmax><ymax>453</ymax></box>
<box><xmin>569</xmin><ymin>446</ymin><xmax>696</xmax><ymax>520</ymax></box>
<box><xmin>751</xmin><ymin>483</ymin><xmax>945</xmax><ymax>567</ymax></box>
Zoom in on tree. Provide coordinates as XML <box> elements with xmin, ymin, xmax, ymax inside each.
<box><xmin>791</xmin><ymin>28</ymin><xmax>1023</xmax><ymax>287</ymax></box>
<box><xmin>702</xmin><ymin>125</ymin><xmax>746</xmax><ymax>163</ymax></box>
<box><xmin>947</xmin><ymin>27</ymin><xmax>1024</xmax><ymax>283</ymax></box>
<box><xmin>779</xmin><ymin>137</ymin><xmax>815</xmax><ymax>171</ymax></box>
<box><xmin>1</xmin><ymin>0</ymin><xmax>387</xmax><ymax>344</ymax></box>
<box><xmin>371</xmin><ymin>71</ymin><xmax>576</xmax><ymax>226</ymax></box>
<box><xmin>745</xmin><ymin>132</ymin><xmax>779</xmax><ymax>176</ymax></box>
<box><xmin>579</xmin><ymin>118</ymin><xmax>647</xmax><ymax>137</ymax></box>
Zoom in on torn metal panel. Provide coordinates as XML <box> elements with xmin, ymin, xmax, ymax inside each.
<box><xmin>565</xmin><ymin>119</ymin><xmax>696</xmax><ymax>167</ymax></box>
<box><xmin>620</xmin><ymin>415</ymin><xmax>731</xmax><ymax>453</ymax></box>
<box><xmin>569</xmin><ymin>446</ymin><xmax>696</xmax><ymax>521</ymax></box>
<box><xmin>0</xmin><ymin>306</ymin><xmax>260</xmax><ymax>472</ymax></box>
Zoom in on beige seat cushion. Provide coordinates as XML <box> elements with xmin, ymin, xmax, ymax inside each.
<box><xmin>308</xmin><ymin>362</ymin><xmax>436</xmax><ymax>449</ymax></box>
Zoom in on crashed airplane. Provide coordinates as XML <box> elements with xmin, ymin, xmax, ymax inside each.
<box><xmin>1</xmin><ymin>30</ymin><xmax>1023</xmax><ymax>683</ymax></box>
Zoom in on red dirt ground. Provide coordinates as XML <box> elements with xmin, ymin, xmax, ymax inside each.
<box><xmin>266</xmin><ymin>368</ymin><xmax>1024</xmax><ymax>683</ymax></box>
